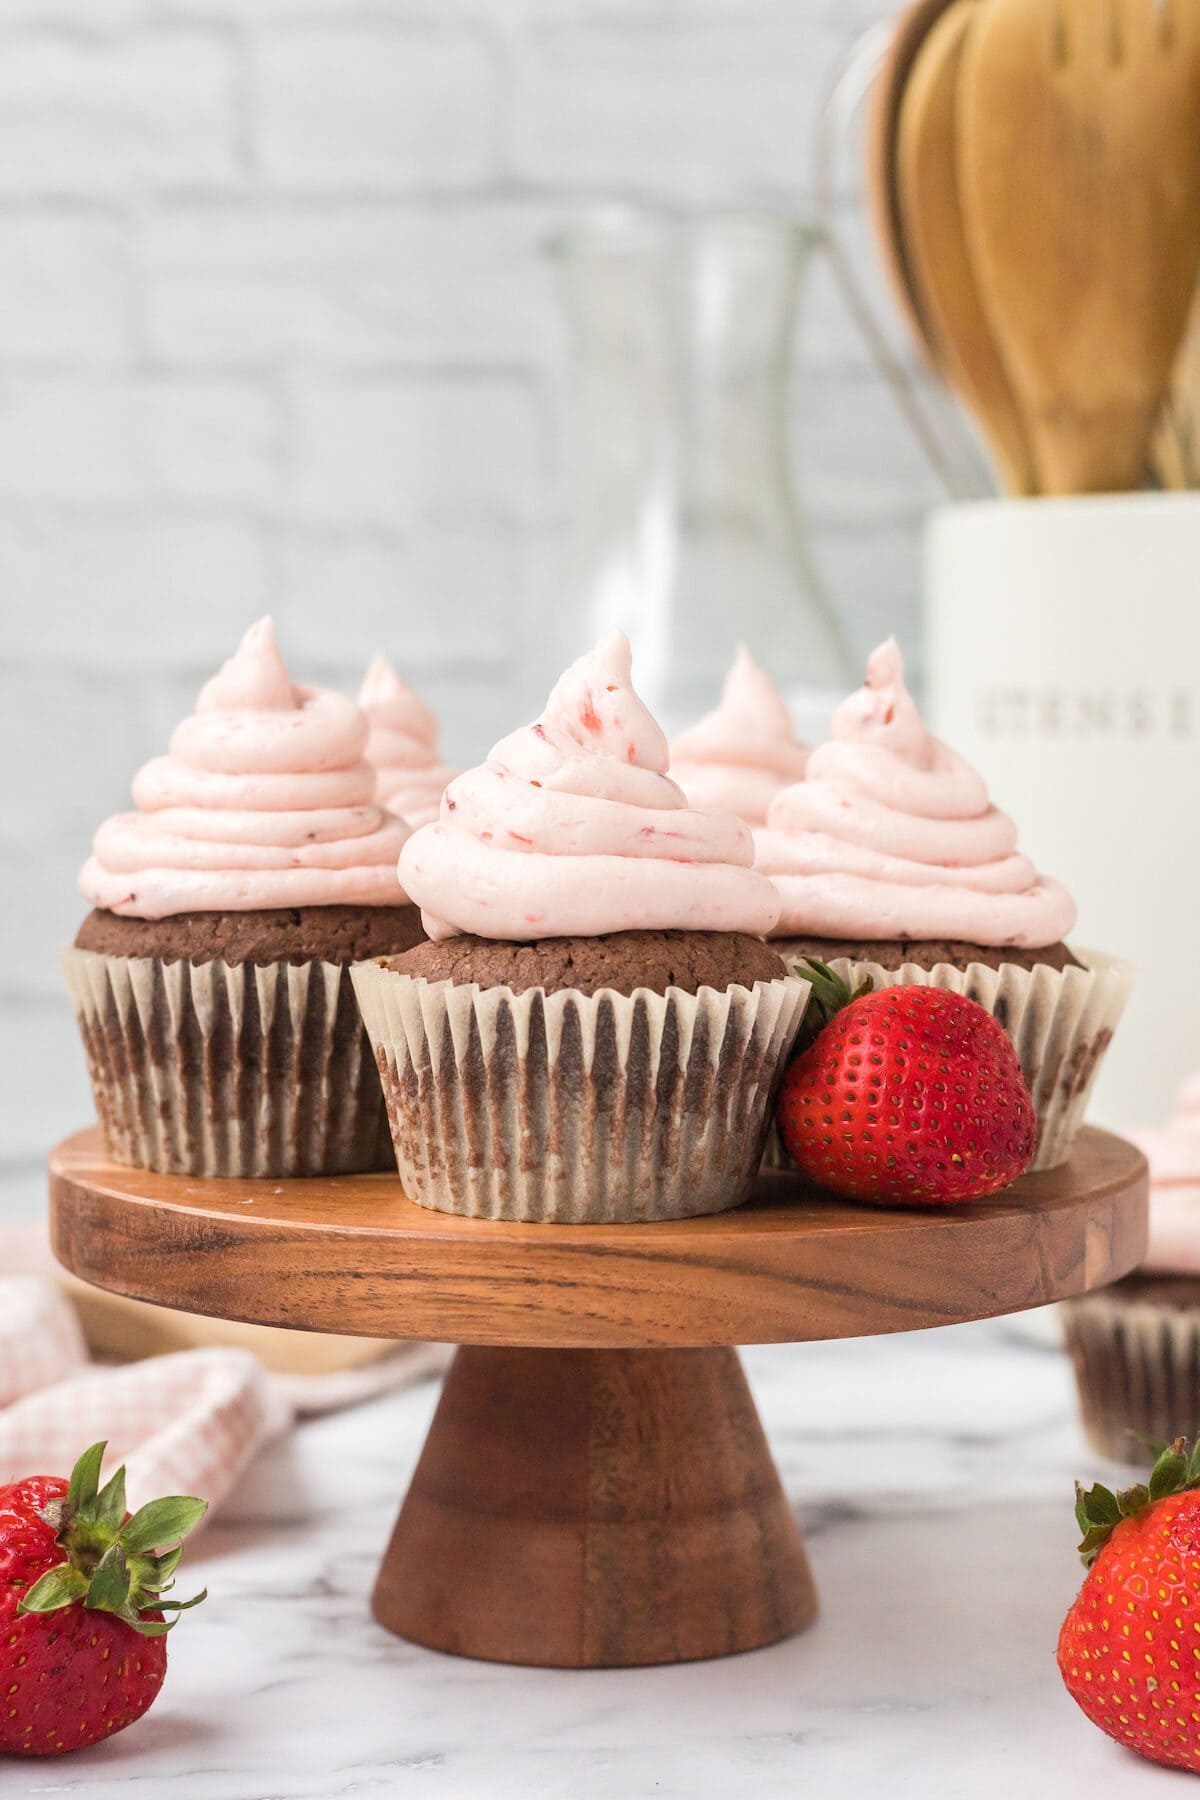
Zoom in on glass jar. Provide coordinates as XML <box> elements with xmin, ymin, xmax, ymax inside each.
<box><xmin>527</xmin><ymin>211</ymin><xmax>854</xmax><ymax>739</ymax></box>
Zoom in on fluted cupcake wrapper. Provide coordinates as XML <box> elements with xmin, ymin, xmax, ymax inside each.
<box><xmin>61</xmin><ymin>944</ymin><xmax>393</xmax><ymax>1179</ymax></box>
<box><xmin>350</xmin><ymin>965</ymin><xmax>812</xmax><ymax>1224</ymax></box>
<box><xmin>770</xmin><ymin>943</ymin><xmax>1131</xmax><ymax>1173</ymax></box>
<box><xmin>1061</xmin><ymin>1290</ymin><xmax>1200</xmax><ymax>1465</ymax></box>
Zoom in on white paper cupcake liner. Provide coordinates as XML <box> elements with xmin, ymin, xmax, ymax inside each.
<box><xmin>1062</xmin><ymin>1287</ymin><xmax>1200</xmax><ymax>1464</ymax></box>
<box><xmin>351</xmin><ymin>964</ymin><xmax>811</xmax><ymax>1224</ymax></box>
<box><xmin>62</xmin><ymin>944</ymin><xmax>393</xmax><ymax>1178</ymax></box>
<box><xmin>771</xmin><ymin>943</ymin><xmax>1131</xmax><ymax>1173</ymax></box>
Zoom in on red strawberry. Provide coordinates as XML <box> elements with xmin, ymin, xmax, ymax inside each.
<box><xmin>0</xmin><ymin>1441</ymin><xmax>207</xmax><ymax>1758</ymax></box>
<box><xmin>776</xmin><ymin>961</ymin><xmax>1036</xmax><ymax>1204</ymax></box>
<box><xmin>1059</xmin><ymin>1438</ymin><xmax>1200</xmax><ymax>1773</ymax></box>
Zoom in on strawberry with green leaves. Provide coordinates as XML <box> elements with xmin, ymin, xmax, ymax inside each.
<box><xmin>776</xmin><ymin>960</ymin><xmax>1036</xmax><ymax>1205</ymax></box>
<box><xmin>1059</xmin><ymin>1436</ymin><xmax>1200</xmax><ymax>1773</ymax></box>
<box><xmin>0</xmin><ymin>1441</ymin><xmax>206</xmax><ymax>1758</ymax></box>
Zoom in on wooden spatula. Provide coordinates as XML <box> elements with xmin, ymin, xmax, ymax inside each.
<box><xmin>897</xmin><ymin>0</ymin><xmax>1038</xmax><ymax>493</ymax></box>
<box><xmin>960</xmin><ymin>0</ymin><xmax>1200</xmax><ymax>494</ymax></box>
<box><xmin>865</xmin><ymin>0</ymin><xmax>958</xmax><ymax>370</ymax></box>
<box><xmin>1152</xmin><ymin>279</ymin><xmax>1200</xmax><ymax>489</ymax></box>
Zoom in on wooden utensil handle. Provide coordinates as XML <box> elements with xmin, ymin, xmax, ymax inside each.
<box><xmin>1033</xmin><ymin>405</ymin><xmax>1161</xmax><ymax>497</ymax></box>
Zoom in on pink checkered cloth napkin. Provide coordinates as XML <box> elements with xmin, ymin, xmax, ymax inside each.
<box><xmin>0</xmin><ymin>1276</ymin><xmax>286</xmax><ymax>1513</ymax></box>
<box><xmin>0</xmin><ymin>1231</ymin><xmax>450</xmax><ymax>1516</ymax></box>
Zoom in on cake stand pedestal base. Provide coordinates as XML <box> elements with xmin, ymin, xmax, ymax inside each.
<box><xmin>372</xmin><ymin>1346</ymin><xmax>817</xmax><ymax>1668</ymax></box>
<box><xmin>48</xmin><ymin>1125</ymin><xmax>1148</xmax><ymax>1672</ymax></box>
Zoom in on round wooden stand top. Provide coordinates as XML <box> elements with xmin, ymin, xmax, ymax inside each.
<box><xmin>49</xmin><ymin>1126</ymin><xmax>1147</xmax><ymax>1350</ymax></box>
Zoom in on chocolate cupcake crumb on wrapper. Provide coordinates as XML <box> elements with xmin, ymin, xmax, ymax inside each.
<box><xmin>1061</xmin><ymin>1283</ymin><xmax>1200</xmax><ymax>1465</ymax></box>
<box><xmin>62</xmin><ymin>943</ymin><xmax>393</xmax><ymax>1180</ymax></box>
<box><xmin>772</xmin><ymin>943</ymin><xmax>1131</xmax><ymax>1172</ymax></box>
<box><xmin>352</xmin><ymin>963</ymin><xmax>811</xmax><ymax>1224</ymax></box>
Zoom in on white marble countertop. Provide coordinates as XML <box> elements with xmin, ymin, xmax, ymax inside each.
<box><xmin>4</xmin><ymin>1318</ymin><xmax>1184</xmax><ymax>1800</ymax></box>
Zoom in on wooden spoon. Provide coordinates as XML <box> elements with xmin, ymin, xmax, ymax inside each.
<box><xmin>960</xmin><ymin>0</ymin><xmax>1200</xmax><ymax>494</ymax></box>
<box><xmin>897</xmin><ymin>0</ymin><xmax>1038</xmax><ymax>493</ymax></box>
<box><xmin>864</xmin><ymin>0</ymin><xmax>958</xmax><ymax>370</ymax></box>
<box><xmin>1151</xmin><ymin>278</ymin><xmax>1200</xmax><ymax>489</ymax></box>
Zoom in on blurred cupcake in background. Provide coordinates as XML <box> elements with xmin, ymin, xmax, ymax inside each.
<box><xmin>1064</xmin><ymin>1078</ymin><xmax>1200</xmax><ymax>1462</ymax></box>
<box><xmin>756</xmin><ymin>638</ymin><xmax>1131</xmax><ymax>1170</ymax></box>
<box><xmin>359</xmin><ymin>655</ymin><xmax>459</xmax><ymax>827</ymax></box>
<box><xmin>669</xmin><ymin>644</ymin><xmax>808</xmax><ymax>828</ymax></box>
<box><xmin>65</xmin><ymin>618</ymin><xmax>423</xmax><ymax>1179</ymax></box>
<box><xmin>352</xmin><ymin>632</ymin><xmax>809</xmax><ymax>1225</ymax></box>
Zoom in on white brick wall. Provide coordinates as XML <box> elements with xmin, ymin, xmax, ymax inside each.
<box><xmin>0</xmin><ymin>217</ymin><xmax>129</xmax><ymax>362</ymax></box>
<box><xmin>0</xmin><ymin>376</ymin><xmax>281</xmax><ymax>504</ymax></box>
<box><xmin>285</xmin><ymin>373</ymin><xmax>546</xmax><ymax>526</ymax></box>
<box><xmin>255</xmin><ymin>25</ymin><xmax>503</xmax><ymax>191</ymax></box>
<box><xmin>0</xmin><ymin>31</ymin><xmax>238</xmax><ymax>196</ymax></box>
<box><xmin>0</xmin><ymin>0</ymin><xmax>931</xmax><ymax>1214</ymax></box>
<box><xmin>511</xmin><ymin>15</ymin><xmax>842</xmax><ymax>197</ymax></box>
<box><xmin>141</xmin><ymin>202</ymin><xmax>558</xmax><ymax>366</ymax></box>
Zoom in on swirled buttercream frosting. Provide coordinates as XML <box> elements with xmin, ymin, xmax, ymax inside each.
<box><xmin>79</xmin><ymin>618</ymin><xmax>412</xmax><ymax>918</ymax></box>
<box><xmin>755</xmin><ymin>638</ymin><xmax>1076</xmax><ymax>945</ymax></box>
<box><xmin>1131</xmin><ymin>1076</ymin><xmax>1200</xmax><ymax>1275</ymax></box>
<box><xmin>398</xmin><ymin>633</ymin><xmax>782</xmax><ymax>943</ymax></box>
<box><xmin>670</xmin><ymin>645</ymin><xmax>809</xmax><ymax>827</ymax></box>
<box><xmin>359</xmin><ymin>656</ymin><xmax>458</xmax><ymax>828</ymax></box>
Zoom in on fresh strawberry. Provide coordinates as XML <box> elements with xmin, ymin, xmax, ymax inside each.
<box><xmin>0</xmin><ymin>1441</ymin><xmax>206</xmax><ymax>1758</ymax></box>
<box><xmin>1059</xmin><ymin>1437</ymin><xmax>1200</xmax><ymax>1773</ymax></box>
<box><xmin>776</xmin><ymin>960</ymin><xmax>1036</xmax><ymax>1204</ymax></box>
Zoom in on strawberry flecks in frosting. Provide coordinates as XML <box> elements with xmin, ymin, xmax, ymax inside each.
<box><xmin>755</xmin><ymin>637</ymin><xmax>1076</xmax><ymax>946</ymax></box>
<box><xmin>670</xmin><ymin>645</ymin><xmax>809</xmax><ymax>827</ymax></box>
<box><xmin>397</xmin><ymin>633</ymin><xmax>782</xmax><ymax>942</ymax></box>
<box><xmin>358</xmin><ymin>655</ymin><xmax>459</xmax><ymax>828</ymax></box>
<box><xmin>79</xmin><ymin>618</ymin><xmax>412</xmax><ymax>918</ymax></box>
<box><xmin>1131</xmin><ymin>1076</ymin><xmax>1200</xmax><ymax>1275</ymax></box>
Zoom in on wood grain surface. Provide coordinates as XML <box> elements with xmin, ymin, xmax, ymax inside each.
<box><xmin>897</xmin><ymin>0</ymin><xmax>1037</xmax><ymax>494</ymax></box>
<box><xmin>372</xmin><ymin>1345</ymin><xmax>817</xmax><ymax>1667</ymax></box>
<box><xmin>865</xmin><ymin>0</ymin><xmax>958</xmax><ymax>369</ymax></box>
<box><xmin>960</xmin><ymin>0</ymin><xmax>1200</xmax><ymax>494</ymax></box>
<box><xmin>49</xmin><ymin>1126</ymin><xmax>1147</xmax><ymax>1351</ymax></box>
<box><xmin>48</xmin><ymin>1125</ymin><xmax>1147</xmax><ymax>1670</ymax></box>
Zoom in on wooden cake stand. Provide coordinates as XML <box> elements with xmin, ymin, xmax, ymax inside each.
<box><xmin>48</xmin><ymin>1125</ymin><xmax>1146</xmax><ymax>1670</ymax></box>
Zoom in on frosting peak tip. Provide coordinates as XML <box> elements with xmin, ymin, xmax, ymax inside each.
<box><xmin>592</xmin><ymin>630</ymin><xmax>633</xmax><ymax>680</ymax></box>
<box><xmin>668</xmin><ymin>645</ymin><xmax>807</xmax><ymax>826</ymax></box>
<box><xmin>359</xmin><ymin>654</ymin><xmax>403</xmax><ymax>709</ymax></box>
<box><xmin>197</xmin><ymin>615</ymin><xmax>296</xmax><ymax>714</ymax></box>
<box><xmin>241</xmin><ymin>614</ymin><xmax>276</xmax><ymax>650</ymax></box>
<box><xmin>726</xmin><ymin>643</ymin><xmax>764</xmax><ymax>689</ymax></box>
<box><xmin>865</xmin><ymin>637</ymin><xmax>903</xmax><ymax>688</ymax></box>
<box><xmin>540</xmin><ymin>632</ymin><xmax>667</xmax><ymax>771</ymax></box>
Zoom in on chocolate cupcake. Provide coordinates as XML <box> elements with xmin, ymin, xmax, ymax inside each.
<box><xmin>64</xmin><ymin>618</ymin><xmax>423</xmax><ymax>1178</ymax></box>
<box><xmin>669</xmin><ymin>644</ymin><xmax>808</xmax><ymax>828</ymax></box>
<box><xmin>351</xmin><ymin>633</ymin><xmax>810</xmax><ymax>1224</ymax></box>
<box><xmin>1064</xmin><ymin>1078</ymin><xmax>1200</xmax><ymax>1462</ymax></box>
<box><xmin>358</xmin><ymin>655</ymin><xmax>459</xmax><ymax>828</ymax></box>
<box><xmin>754</xmin><ymin>639</ymin><xmax>1130</xmax><ymax>1171</ymax></box>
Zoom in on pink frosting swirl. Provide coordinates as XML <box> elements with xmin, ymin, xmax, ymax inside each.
<box><xmin>1131</xmin><ymin>1076</ymin><xmax>1200</xmax><ymax>1275</ymax></box>
<box><xmin>79</xmin><ymin>618</ymin><xmax>412</xmax><ymax>918</ymax></box>
<box><xmin>359</xmin><ymin>656</ymin><xmax>458</xmax><ymax>828</ymax></box>
<box><xmin>755</xmin><ymin>638</ymin><xmax>1076</xmax><ymax>945</ymax></box>
<box><xmin>398</xmin><ymin>633</ymin><xmax>782</xmax><ymax>943</ymax></box>
<box><xmin>670</xmin><ymin>645</ymin><xmax>809</xmax><ymax>827</ymax></box>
